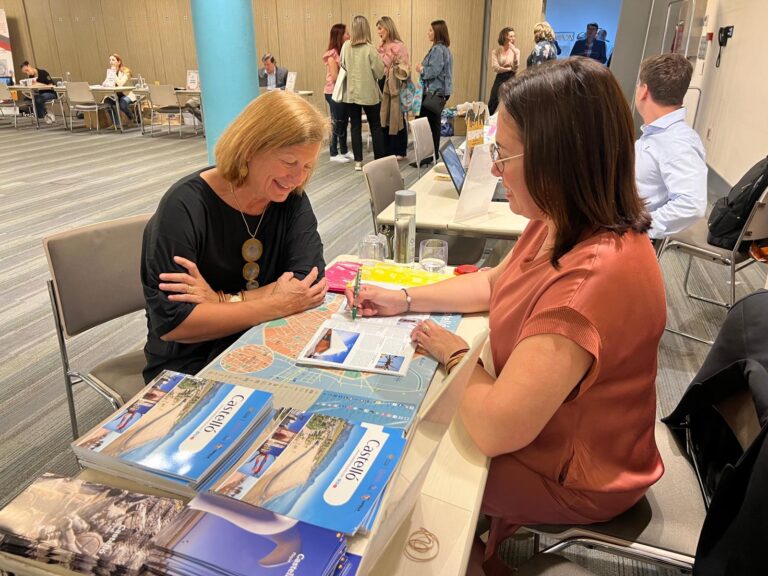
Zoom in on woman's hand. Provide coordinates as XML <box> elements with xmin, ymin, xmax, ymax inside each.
<box><xmin>272</xmin><ymin>267</ymin><xmax>328</xmax><ymax>315</ymax></box>
<box><xmin>415</xmin><ymin>63</ymin><xmax>423</xmax><ymax>74</ymax></box>
<box><xmin>159</xmin><ymin>256</ymin><xmax>217</xmax><ymax>304</ymax></box>
<box><xmin>410</xmin><ymin>319</ymin><xmax>469</xmax><ymax>366</ymax></box>
<box><xmin>345</xmin><ymin>284</ymin><xmax>407</xmax><ymax>317</ymax></box>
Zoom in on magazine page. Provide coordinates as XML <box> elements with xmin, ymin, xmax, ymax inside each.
<box><xmin>211</xmin><ymin>411</ymin><xmax>406</xmax><ymax>535</ymax></box>
<box><xmin>150</xmin><ymin>493</ymin><xmax>345</xmax><ymax>576</ymax></box>
<box><xmin>73</xmin><ymin>371</ymin><xmax>272</xmax><ymax>483</ymax></box>
<box><xmin>297</xmin><ymin>311</ymin><xmax>428</xmax><ymax>376</ymax></box>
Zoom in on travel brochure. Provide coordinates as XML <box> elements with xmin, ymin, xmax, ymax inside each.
<box><xmin>148</xmin><ymin>493</ymin><xmax>347</xmax><ymax>576</ymax></box>
<box><xmin>210</xmin><ymin>408</ymin><xmax>406</xmax><ymax>535</ymax></box>
<box><xmin>0</xmin><ymin>473</ymin><xmax>184</xmax><ymax>576</ymax></box>
<box><xmin>72</xmin><ymin>371</ymin><xmax>273</xmax><ymax>496</ymax></box>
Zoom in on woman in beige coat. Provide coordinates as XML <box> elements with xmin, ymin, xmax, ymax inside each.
<box><xmin>335</xmin><ymin>15</ymin><xmax>386</xmax><ymax>170</ymax></box>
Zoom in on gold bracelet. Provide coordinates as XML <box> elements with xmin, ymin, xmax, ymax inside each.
<box><xmin>216</xmin><ymin>290</ymin><xmax>226</xmax><ymax>303</ymax></box>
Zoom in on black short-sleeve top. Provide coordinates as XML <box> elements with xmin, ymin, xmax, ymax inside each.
<box><xmin>141</xmin><ymin>169</ymin><xmax>325</xmax><ymax>382</ymax></box>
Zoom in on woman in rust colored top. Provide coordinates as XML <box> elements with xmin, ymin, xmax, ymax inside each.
<box><xmin>348</xmin><ymin>57</ymin><xmax>666</xmax><ymax>575</ymax></box>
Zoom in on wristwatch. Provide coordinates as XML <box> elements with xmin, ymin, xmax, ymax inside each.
<box><xmin>228</xmin><ymin>292</ymin><xmax>243</xmax><ymax>303</ymax></box>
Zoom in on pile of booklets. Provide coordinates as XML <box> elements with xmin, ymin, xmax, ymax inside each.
<box><xmin>72</xmin><ymin>371</ymin><xmax>274</xmax><ymax>497</ymax></box>
<box><xmin>207</xmin><ymin>407</ymin><xmax>406</xmax><ymax>535</ymax></box>
<box><xmin>147</xmin><ymin>493</ymin><xmax>350</xmax><ymax>576</ymax></box>
<box><xmin>0</xmin><ymin>473</ymin><xmax>183</xmax><ymax>575</ymax></box>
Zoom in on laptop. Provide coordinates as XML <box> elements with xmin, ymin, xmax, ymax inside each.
<box><xmin>355</xmin><ymin>329</ymin><xmax>489</xmax><ymax>574</ymax></box>
<box><xmin>439</xmin><ymin>140</ymin><xmax>507</xmax><ymax>202</ymax></box>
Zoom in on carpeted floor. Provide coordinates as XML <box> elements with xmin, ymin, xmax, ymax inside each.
<box><xmin>0</xmin><ymin>120</ymin><xmax>765</xmax><ymax>575</ymax></box>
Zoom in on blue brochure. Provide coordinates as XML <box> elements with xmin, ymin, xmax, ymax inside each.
<box><xmin>151</xmin><ymin>493</ymin><xmax>346</xmax><ymax>576</ymax></box>
<box><xmin>73</xmin><ymin>371</ymin><xmax>273</xmax><ymax>487</ymax></box>
<box><xmin>212</xmin><ymin>411</ymin><xmax>406</xmax><ymax>535</ymax></box>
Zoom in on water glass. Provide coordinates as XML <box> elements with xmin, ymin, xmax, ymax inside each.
<box><xmin>358</xmin><ymin>234</ymin><xmax>387</xmax><ymax>263</ymax></box>
<box><xmin>419</xmin><ymin>239</ymin><xmax>448</xmax><ymax>273</ymax></box>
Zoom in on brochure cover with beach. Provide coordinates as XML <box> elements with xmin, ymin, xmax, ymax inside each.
<box><xmin>211</xmin><ymin>409</ymin><xmax>406</xmax><ymax>535</ymax></box>
<box><xmin>149</xmin><ymin>492</ymin><xmax>346</xmax><ymax>576</ymax></box>
<box><xmin>73</xmin><ymin>371</ymin><xmax>273</xmax><ymax>491</ymax></box>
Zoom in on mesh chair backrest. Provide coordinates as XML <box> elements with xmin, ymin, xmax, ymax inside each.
<box><xmin>409</xmin><ymin>117</ymin><xmax>434</xmax><ymax>161</ymax></box>
<box><xmin>43</xmin><ymin>214</ymin><xmax>152</xmax><ymax>337</ymax></box>
<box><xmin>741</xmin><ymin>187</ymin><xmax>768</xmax><ymax>243</ymax></box>
<box><xmin>0</xmin><ymin>83</ymin><xmax>11</xmax><ymax>100</ymax></box>
<box><xmin>362</xmin><ymin>156</ymin><xmax>404</xmax><ymax>225</ymax></box>
<box><xmin>149</xmin><ymin>84</ymin><xmax>179</xmax><ymax>107</ymax></box>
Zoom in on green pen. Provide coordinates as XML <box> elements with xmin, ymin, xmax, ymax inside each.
<box><xmin>351</xmin><ymin>268</ymin><xmax>362</xmax><ymax>321</ymax></box>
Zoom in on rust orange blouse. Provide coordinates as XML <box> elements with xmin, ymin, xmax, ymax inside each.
<box><xmin>489</xmin><ymin>220</ymin><xmax>666</xmax><ymax>494</ymax></box>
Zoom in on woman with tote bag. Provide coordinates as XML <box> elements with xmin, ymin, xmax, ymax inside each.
<box><xmin>333</xmin><ymin>15</ymin><xmax>386</xmax><ymax>171</ymax></box>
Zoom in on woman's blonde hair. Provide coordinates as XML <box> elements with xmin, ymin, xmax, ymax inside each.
<box><xmin>111</xmin><ymin>53</ymin><xmax>129</xmax><ymax>74</ymax></box>
<box><xmin>215</xmin><ymin>91</ymin><xmax>330</xmax><ymax>191</ymax></box>
<box><xmin>376</xmin><ymin>16</ymin><xmax>402</xmax><ymax>43</ymax></box>
<box><xmin>533</xmin><ymin>22</ymin><xmax>555</xmax><ymax>43</ymax></box>
<box><xmin>350</xmin><ymin>15</ymin><xmax>372</xmax><ymax>45</ymax></box>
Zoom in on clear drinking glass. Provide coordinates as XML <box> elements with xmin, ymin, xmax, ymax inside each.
<box><xmin>419</xmin><ymin>239</ymin><xmax>448</xmax><ymax>273</ymax></box>
<box><xmin>358</xmin><ymin>234</ymin><xmax>387</xmax><ymax>263</ymax></box>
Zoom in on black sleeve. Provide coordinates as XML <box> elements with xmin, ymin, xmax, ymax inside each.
<box><xmin>141</xmin><ymin>192</ymin><xmax>200</xmax><ymax>338</ymax></box>
<box><xmin>37</xmin><ymin>69</ymin><xmax>54</xmax><ymax>85</ymax></box>
<box><xmin>282</xmin><ymin>193</ymin><xmax>325</xmax><ymax>281</ymax></box>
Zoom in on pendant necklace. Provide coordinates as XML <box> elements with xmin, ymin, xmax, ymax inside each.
<box><xmin>231</xmin><ymin>183</ymin><xmax>269</xmax><ymax>290</ymax></box>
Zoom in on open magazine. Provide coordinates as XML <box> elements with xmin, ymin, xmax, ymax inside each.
<box><xmin>297</xmin><ymin>300</ymin><xmax>429</xmax><ymax>377</ymax></box>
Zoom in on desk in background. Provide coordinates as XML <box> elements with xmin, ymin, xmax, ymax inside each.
<box><xmin>7</xmin><ymin>84</ymin><xmax>59</xmax><ymax>129</ymax></box>
<box><xmin>378</xmin><ymin>167</ymin><xmax>529</xmax><ymax>241</ymax></box>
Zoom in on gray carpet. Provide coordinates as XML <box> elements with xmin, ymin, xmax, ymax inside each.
<box><xmin>0</xmin><ymin>120</ymin><xmax>765</xmax><ymax>575</ymax></box>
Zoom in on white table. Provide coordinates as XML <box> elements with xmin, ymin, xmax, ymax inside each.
<box><xmin>378</xmin><ymin>167</ymin><xmax>529</xmax><ymax>240</ymax></box>
<box><xmin>0</xmin><ymin>258</ymin><xmax>491</xmax><ymax>576</ymax></box>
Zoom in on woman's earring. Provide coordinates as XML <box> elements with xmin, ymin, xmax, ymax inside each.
<box><xmin>239</xmin><ymin>165</ymin><xmax>249</xmax><ymax>180</ymax></box>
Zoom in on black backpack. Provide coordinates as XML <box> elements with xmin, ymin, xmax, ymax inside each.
<box><xmin>707</xmin><ymin>155</ymin><xmax>768</xmax><ymax>250</ymax></box>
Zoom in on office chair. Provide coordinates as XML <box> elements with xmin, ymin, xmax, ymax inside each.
<box><xmin>658</xmin><ymin>187</ymin><xmax>768</xmax><ymax>344</ymax></box>
<box><xmin>0</xmin><ymin>83</ymin><xmax>34</xmax><ymax>128</ymax></box>
<box><xmin>43</xmin><ymin>214</ymin><xmax>152</xmax><ymax>439</ymax></box>
<box><xmin>409</xmin><ymin>117</ymin><xmax>437</xmax><ymax>178</ymax></box>
<box><xmin>65</xmin><ymin>82</ymin><xmax>114</xmax><ymax>133</ymax></box>
<box><xmin>526</xmin><ymin>421</ymin><xmax>706</xmax><ymax>571</ymax></box>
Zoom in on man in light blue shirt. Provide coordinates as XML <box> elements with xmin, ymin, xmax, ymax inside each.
<box><xmin>634</xmin><ymin>53</ymin><xmax>707</xmax><ymax>241</ymax></box>
<box><xmin>258</xmin><ymin>53</ymin><xmax>288</xmax><ymax>90</ymax></box>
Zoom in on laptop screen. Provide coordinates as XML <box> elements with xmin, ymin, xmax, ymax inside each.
<box><xmin>439</xmin><ymin>140</ymin><xmax>466</xmax><ymax>195</ymax></box>
<box><xmin>0</xmin><ymin>76</ymin><xmax>13</xmax><ymax>86</ymax></box>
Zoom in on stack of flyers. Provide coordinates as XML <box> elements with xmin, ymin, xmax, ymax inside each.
<box><xmin>147</xmin><ymin>493</ymin><xmax>347</xmax><ymax>576</ymax></box>
<box><xmin>209</xmin><ymin>408</ymin><xmax>406</xmax><ymax>535</ymax></box>
<box><xmin>72</xmin><ymin>371</ymin><xmax>273</xmax><ymax>497</ymax></box>
<box><xmin>0</xmin><ymin>473</ymin><xmax>183</xmax><ymax>575</ymax></box>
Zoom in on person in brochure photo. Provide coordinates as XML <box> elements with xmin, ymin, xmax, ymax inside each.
<box><xmin>141</xmin><ymin>90</ymin><xmax>328</xmax><ymax>382</ymax></box>
<box><xmin>348</xmin><ymin>58</ymin><xmax>665</xmax><ymax>576</ymax></box>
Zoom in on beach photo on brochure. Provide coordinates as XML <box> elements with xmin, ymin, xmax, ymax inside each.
<box><xmin>72</xmin><ymin>371</ymin><xmax>273</xmax><ymax>496</ymax></box>
<box><xmin>297</xmin><ymin>299</ymin><xmax>431</xmax><ymax>376</ymax></box>
<box><xmin>210</xmin><ymin>408</ymin><xmax>406</xmax><ymax>535</ymax></box>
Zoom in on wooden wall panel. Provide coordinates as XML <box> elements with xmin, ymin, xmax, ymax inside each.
<box><xmin>175</xmin><ymin>0</ymin><xmax>197</xmax><ymax>73</ymax></box>
<box><xmin>300</xmin><ymin>0</ymin><xmax>341</xmax><ymax>112</ymax></box>
<box><xmin>412</xmin><ymin>0</ymin><xmax>485</xmax><ymax>105</ymax></box>
<box><xmin>253</xmin><ymin>0</ymin><xmax>280</xmax><ymax>65</ymax></box>
<box><xmin>486</xmin><ymin>0</ymin><xmax>544</xmax><ymax>98</ymax></box>
<box><xmin>119</xmin><ymin>0</ymin><xmax>159</xmax><ymax>83</ymax></box>
<box><xmin>23</xmin><ymin>0</ymin><xmax>61</xmax><ymax>77</ymax></box>
<box><xmin>153</xmin><ymin>0</ymin><xmax>188</xmax><ymax>86</ymax></box>
<box><xmin>99</xmin><ymin>0</ymin><xmax>130</xmax><ymax>69</ymax></box>
<box><xmin>48</xmin><ymin>0</ymin><xmax>82</xmax><ymax>79</ymax></box>
<box><xmin>0</xmin><ymin>0</ymin><xmax>36</xmax><ymax>74</ymax></box>
<box><xmin>68</xmin><ymin>0</ymin><xmax>108</xmax><ymax>83</ymax></box>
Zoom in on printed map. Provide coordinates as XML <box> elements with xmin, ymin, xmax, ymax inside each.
<box><xmin>201</xmin><ymin>294</ymin><xmax>461</xmax><ymax>429</ymax></box>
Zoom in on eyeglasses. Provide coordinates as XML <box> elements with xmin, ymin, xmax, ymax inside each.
<box><xmin>489</xmin><ymin>143</ymin><xmax>524</xmax><ymax>173</ymax></box>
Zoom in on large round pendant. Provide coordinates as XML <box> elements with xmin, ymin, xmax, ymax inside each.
<box><xmin>243</xmin><ymin>261</ymin><xmax>260</xmax><ymax>281</ymax></box>
<box><xmin>246</xmin><ymin>279</ymin><xmax>260</xmax><ymax>290</ymax></box>
<box><xmin>242</xmin><ymin>238</ymin><xmax>263</xmax><ymax>262</ymax></box>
